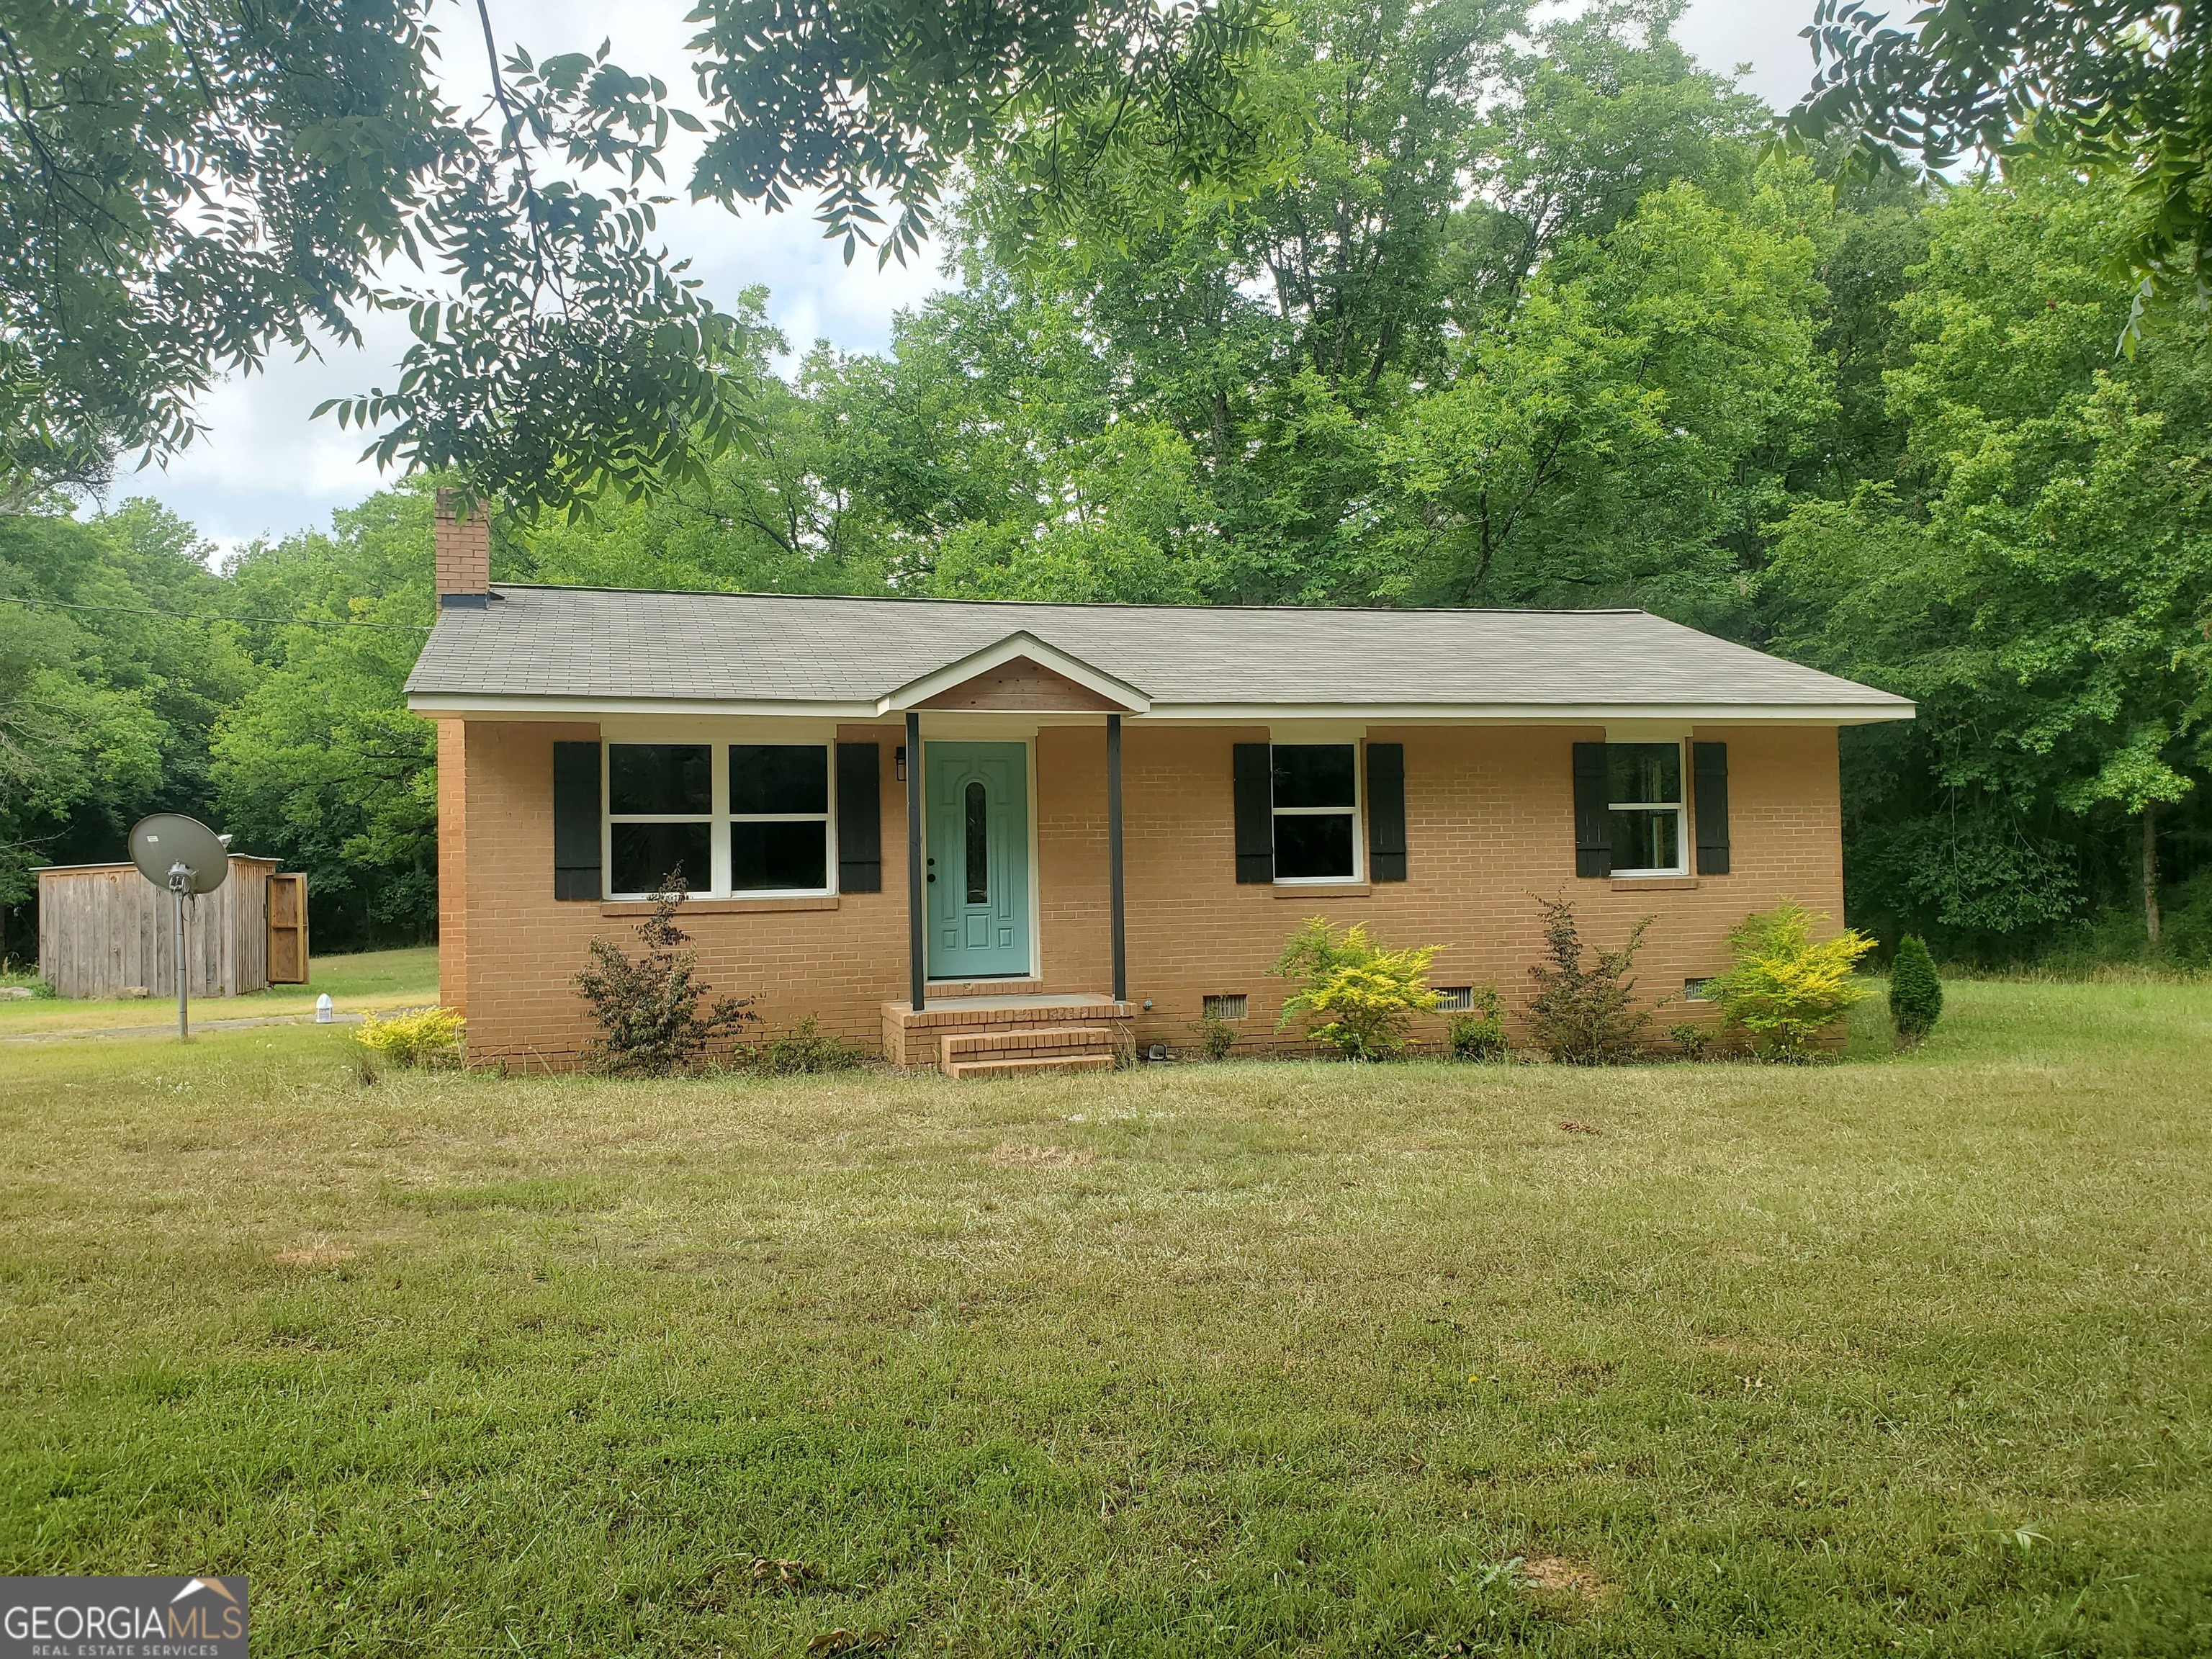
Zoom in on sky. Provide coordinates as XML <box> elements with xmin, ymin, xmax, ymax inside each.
<box><xmin>124</xmin><ymin>0</ymin><xmax>1824</xmax><ymax>553</ymax></box>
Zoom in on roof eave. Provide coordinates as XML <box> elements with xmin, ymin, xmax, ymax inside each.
<box><xmin>406</xmin><ymin>693</ymin><xmax>1915</xmax><ymax>724</ymax></box>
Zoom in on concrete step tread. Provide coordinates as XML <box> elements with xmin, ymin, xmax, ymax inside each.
<box><xmin>945</xmin><ymin>1054</ymin><xmax>1118</xmax><ymax>1080</ymax></box>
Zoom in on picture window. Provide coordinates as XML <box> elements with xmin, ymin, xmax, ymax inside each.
<box><xmin>606</xmin><ymin>740</ymin><xmax>835</xmax><ymax>898</ymax></box>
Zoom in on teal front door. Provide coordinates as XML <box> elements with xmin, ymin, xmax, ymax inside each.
<box><xmin>926</xmin><ymin>741</ymin><xmax>1031</xmax><ymax>979</ymax></box>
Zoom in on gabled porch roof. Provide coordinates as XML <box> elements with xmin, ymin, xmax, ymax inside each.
<box><xmin>875</xmin><ymin>631</ymin><xmax>1150</xmax><ymax>714</ymax></box>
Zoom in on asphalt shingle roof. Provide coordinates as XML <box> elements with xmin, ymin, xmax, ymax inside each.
<box><xmin>403</xmin><ymin>585</ymin><xmax>1912</xmax><ymax>716</ymax></box>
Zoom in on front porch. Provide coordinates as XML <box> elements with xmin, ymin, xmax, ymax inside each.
<box><xmin>881</xmin><ymin>992</ymin><xmax>1134</xmax><ymax>1077</ymax></box>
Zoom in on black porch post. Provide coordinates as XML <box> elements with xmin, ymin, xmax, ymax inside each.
<box><xmin>1107</xmin><ymin>713</ymin><xmax>1127</xmax><ymax>1003</ymax></box>
<box><xmin>906</xmin><ymin>710</ymin><xmax>925</xmax><ymax>1011</ymax></box>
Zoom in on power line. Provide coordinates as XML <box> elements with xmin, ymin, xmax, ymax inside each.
<box><xmin>0</xmin><ymin>594</ymin><xmax>431</xmax><ymax>631</ymax></box>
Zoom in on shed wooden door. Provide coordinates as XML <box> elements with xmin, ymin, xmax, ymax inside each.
<box><xmin>267</xmin><ymin>873</ymin><xmax>309</xmax><ymax>983</ymax></box>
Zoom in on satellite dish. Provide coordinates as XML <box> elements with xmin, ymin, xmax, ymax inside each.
<box><xmin>130</xmin><ymin>814</ymin><xmax>230</xmax><ymax>896</ymax></box>
<box><xmin>129</xmin><ymin>814</ymin><xmax>230</xmax><ymax>1043</ymax></box>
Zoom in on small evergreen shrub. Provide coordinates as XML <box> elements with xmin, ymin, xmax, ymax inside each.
<box><xmin>1188</xmin><ymin>1015</ymin><xmax>1238</xmax><ymax>1061</ymax></box>
<box><xmin>355</xmin><ymin>1007</ymin><xmax>466</xmax><ymax>1069</ymax></box>
<box><xmin>1446</xmin><ymin>986</ymin><xmax>1506</xmax><ymax>1060</ymax></box>
<box><xmin>1524</xmin><ymin>897</ymin><xmax>1655</xmax><ymax>1064</ymax></box>
<box><xmin>1706</xmin><ymin>902</ymin><xmax>1875</xmax><ymax>1061</ymax></box>
<box><xmin>1270</xmin><ymin>917</ymin><xmax>1443</xmax><ymax>1061</ymax></box>
<box><xmin>573</xmin><ymin>876</ymin><xmax>757</xmax><ymax>1076</ymax></box>
<box><xmin>750</xmin><ymin>1016</ymin><xmax>863</xmax><ymax>1075</ymax></box>
<box><xmin>1889</xmin><ymin>933</ymin><xmax>1944</xmax><ymax>1040</ymax></box>
<box><xmin>1668</xmin><ymin>1022</ymin><xmax>1711</xmax><ymax>1061</ymax></box>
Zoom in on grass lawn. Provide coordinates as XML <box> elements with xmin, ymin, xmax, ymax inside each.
<box><xmin>1</xmin><ymin>981</ymin><xmax>2207</xmax><ymax>1656</ymax></box>
<box><xmin>0</xmin><ymin>944</ymin><xmax>438</xmax><ymax>1036</ymax></box>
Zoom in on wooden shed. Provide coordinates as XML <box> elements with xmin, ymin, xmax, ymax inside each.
<box><xmin>37</xmin><ymin>856</ymin><xmax>307</xmax><ymax>999</ymax></box>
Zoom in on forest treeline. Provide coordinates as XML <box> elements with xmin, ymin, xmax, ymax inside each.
<box><xmin>4</xmin><ymin>1</ymin><xmax>2207</xmax><ymax>965</ymax></box>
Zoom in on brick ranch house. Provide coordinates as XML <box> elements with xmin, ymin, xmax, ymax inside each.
<box><xmin>408</xmin><ymin>498</ymin><xmax>1913</xmax><ymax>1074</ymax></box>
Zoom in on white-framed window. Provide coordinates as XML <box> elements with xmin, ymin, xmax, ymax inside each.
<box><xmin>1608</xmin><ymin>742</ymin><xmax>1687</xmax><ymax>876</ymax></box>
<box><xmin>607</xmin><ymin>742</ymin><xmax>714</xmax><ymax>898</ymax></box>
<box><xmin>1272</xmin><ymin>743</ymin><xmax>1361</xmax><ymax>883</ymax></box>
<box><xmin>604</xmin><ymin>741</ymin><xmax>835</xmax><ymax>899</ymax></box>
<box><xmin>729</xmin><ymin>744</ymin><xmax>831</xmax><ymax>892</ymax></box>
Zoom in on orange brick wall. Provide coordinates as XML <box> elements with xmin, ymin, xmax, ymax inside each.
<box><xmin>1108</xmin><ymin>723</ymin><xmax>1842</xmax><ymax>1053</ymax></box>
<box><xmin>436</xmin><ymin>719</ymin><xmax>468</xmax><ymax>1016</ymax></box>
<box><xmin>433</xmin><ymin>490</ymin><xmax>489</xmax><ymax>597</ymax></box>
<box><xmin>436</xmin><ymin>719</ymin><xmax>1844</xmax><ymax>1065</ymax></box>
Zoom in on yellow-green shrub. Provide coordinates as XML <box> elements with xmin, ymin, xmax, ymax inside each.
<box><xmin>356</xmin><ymin>1007</ymin><xmax>466</xmax><ymax>1069</ymax></box>
<box><xmin>1704</xmin><ymin>903</ymin><xmax>1874</xmax><ymax>1061</ymax></box>
<box><xmin>1270</xmin><ymin>918</ymin><xmax>1443</xmax><ymax>1061</ymax></box>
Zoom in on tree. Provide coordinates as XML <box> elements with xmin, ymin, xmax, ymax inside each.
<box><xmin>1</xmin><ymin>0</ymin><xmax>1269</xmax><ymax>511</ymax></box>
<box><xmin>212</xmin><ymin>489</ymin><xmax>442</xmax><ymax>950</ymax></box>
<box><xmin>834</xmin><ymin>0</ymin><xmax>1776</xmax><ymax>609</ymax></box>
<box><xmin>1763</xmin><ymin>173</ymin><xmax>2212</xmax><ymax>952</ymax></box>
<box><xmin>0</xmin><ymin>505</ymin><xmax>242</xmax><ymax>955</ymax></box>
<box><xmin>1383</xmin><ymin>160</ymin><xmax>1834</xmax><ymax>620</ymax></box>
<box><xmin>1789</xmin><ymin>1</ymin><xmax>2212</xmax><ymax>305</ymax></box>
<box><xmin>506</xmin><ymin>292</ymin><xmax>899</xmax><ymax>595</ymax></box>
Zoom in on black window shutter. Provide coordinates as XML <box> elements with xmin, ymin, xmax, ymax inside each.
<box><xmin>552</xmin><ymin>740</ymin><xmax>602</xmax><ymax>901</ymax></box>
<box><xmin>1367</xmin><ymin>742</ymin><xmax>1407</xmax><ymax>881</ymax></box>
<box><xmin>836</xmin><ymin>742</ymin><xmax>883</xmax><ymax>892</ymax></box>
<box><xmin>1572</xmin><ymin>742</ymin><xmax>1611</xmax><ymax>878</ymax></box>
<box><xmin>1233</xmin><ymin>742</ymin><xmax>1274</xmax><ymax>884</ymax></box>
<box><xmin>1694</xmin><ymin>741</ymin><xmax>1730</xmax><ymax>876</ymax></box>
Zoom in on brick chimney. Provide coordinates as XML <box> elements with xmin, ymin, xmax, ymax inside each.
<box><xmin>434</xmin><ymin>489</ymin><xmax>490</xmax><ymax>608</ymax></box>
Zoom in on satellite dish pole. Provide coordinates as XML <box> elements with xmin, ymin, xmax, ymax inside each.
<box><xmin>168</xmin><ymin>858</ymin><xmax>189</xmax><ymax>1038</ymax></box>
<box><xmin>128</xmin><ymin>815</ymin><xmax>231</xmax><ymax>1042</ymax></box>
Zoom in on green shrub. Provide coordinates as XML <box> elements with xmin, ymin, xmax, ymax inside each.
<box><xmin>355</xmin><ymin>1007</ymin><xmax>465</xmax><ymax>1069</ymax></box>
<box><xmin>1446</xmin><ymin>986</ymin><xmax>1506</xmax><ymax>1061</ymax></box>
<box><xmin>1889</xmin><ymin>934</ymin><xmax>1944</xmax><ymax>1040</ymax></box>
<box><xmin>1188</xmin><ymin>1015</ymin><xmax>1238</xmax><ymax>1061</ymax></box>
<box><xmin>1668</xmin><ymin>1022</ymin><xmax>1711</xmax><ymax>1061</ymax></box>
<box><xmin>1270</xmin><ymin>917</ymin><xmax>1443</xmax><ymax>1061</ymax></box>
<box><xmin>573</xmin><ymin>878</ymin><xmax>757</xmax><ymax>1076</ymax></box>
<box><xmin>750</xmin><ymin>1015</ymin><xmax>863</xmax><ymax>1075</ymax></box>
<box><xmin>1706</xmin><ymin>902</ymin><xmax>1875</xmax><ymax>1061</ymax></box>
<box><xmin>1524</xmin><ymin>897</ymin><xmax>1655</xmax><ymax>1064</ymax></box>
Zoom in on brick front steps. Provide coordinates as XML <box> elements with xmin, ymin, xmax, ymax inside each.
<box><xmin>945</xmin><ymin>1053</ymin><xmax>1119</xmax><ymax>1081</ymax></box>
<box><xmin>881</xmin><ymin>994</ymin><xmax>1133</xmax><ymax>1076</ymax></box>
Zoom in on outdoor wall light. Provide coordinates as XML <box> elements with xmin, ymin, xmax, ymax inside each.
<box><xmin>895</xmin><ymin>745</ymin><xmax>907</xmax><ymax>781</ymax></box>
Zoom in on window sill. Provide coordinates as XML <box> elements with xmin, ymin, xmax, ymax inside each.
<box><xmin>601</xmin><ymin>894</ymin><xmax>840</xmax><ymax>916</ymax></box>
<box><xmin>1609</xmin><ymin>876</ymin><xmax>1698</xmax><ymax>891</ymax></box>
<box><xmin>1274</xmin><ymin>883</ymin><xmax>1371</xmax><ymax>898</ymax></box>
